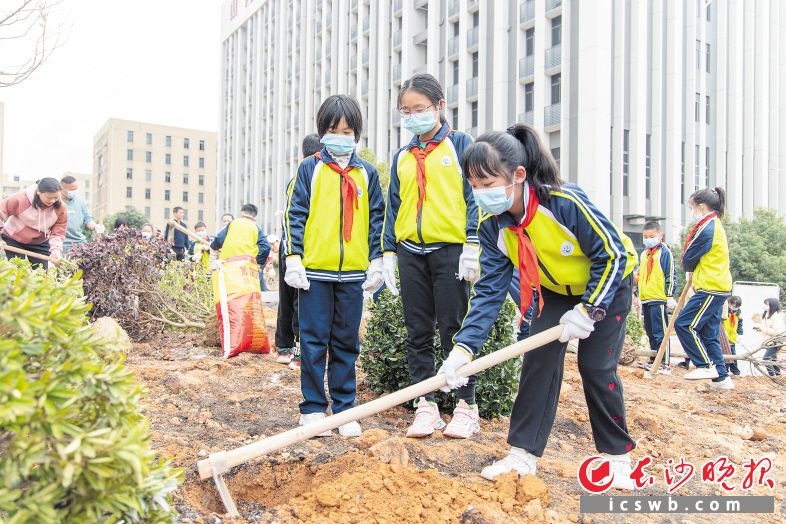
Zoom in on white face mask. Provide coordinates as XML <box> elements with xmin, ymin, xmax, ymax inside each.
<box><xmin>141</xmin><ymin>231</ymin><xmax>153</xmax><ymax>239</ymax></box>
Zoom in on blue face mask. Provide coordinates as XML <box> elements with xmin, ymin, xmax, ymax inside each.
<box><xmin>472</xmin><ymin>183</ymin><xmax>514</xmax><ymax>215</ymax></box>
<box><xmin>321</xmin><ymin>133</ymin><xmax>357</xmax><ymax>156</ymax></box>
<box><xmin>642</xmin><ymin>237</ymin><xmax>660</xmax><ymax>249</ymax></box>
<box><xmin>67</xmin><ymin>190</ymin><xmax>78</xmax><ymax>199</ymax></box>
<box><xmin>403</xmin><ymin>111</ymin><xmax>438</xmax><ymax>135</ymax></box>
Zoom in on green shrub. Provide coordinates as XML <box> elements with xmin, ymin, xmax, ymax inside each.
<box><xmin>145</xmin><ymin>261</ymin><xmax>214</xmax><ymax>330</ymax></box>
<box><xmin>625</xmin><ymin>310</ymin><xmax>646</xmax><ymax>349</ymax></box>
<box><xmin>0</xmin><ymin>259</ymin><xmax>182</xmax><ymax>523</ymax></box>
<box><xmin>361</xmin><ymin>290</ymin><xmax>519</xmax><ymax>419</ymax></box>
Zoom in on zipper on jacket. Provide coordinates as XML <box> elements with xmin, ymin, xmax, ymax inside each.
<box><xmin>338</xmin><ymin>174</ymin><xmax>345</xmax><ymax>281</ymax></box>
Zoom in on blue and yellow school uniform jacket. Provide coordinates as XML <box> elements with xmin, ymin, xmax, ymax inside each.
<box><xmin>682</xmin><ymin>214</ymin><xmax>732</xmax><ymax>293</ymax></box>
<box><xmin>211</xmin><ymin>218</ymin><xmax>270</xmax><ymax>266</ymax></box>
<box><xmin>723</xmin><ymin>310</ymin><xmax>743</xmax><ymax>345</ymax></box>
<box><xmin>383</xmin><ymin>123</ymin><xmax>479</xmax><ymax>254</ymax></box>
<box><xmin>285</xmin><ymin>148</ymin><xmax>385</xmax><ymax>282</ymax></box>
<box><xmin>638</xmin><ymin>244</ymin><xmax>676</xmax><ymax>303</ymax></box>
<box><xmin>453</xmin><ymin>183</ymin><xmax>637</xmax><ymax>356</ymax></box>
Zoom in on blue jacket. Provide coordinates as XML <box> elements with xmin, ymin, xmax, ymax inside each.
<box><xmin>682</xmin><ymin>214</ymin><xmax>732</xmax><ymax>293</ymax></box>
<box><xmin>63</xmin><ymin>194</ymin><xmax>93</xmax><ymax>252</ymax></box>
<box><xmin>453</xmin><ymin>183</ymin><xmax>637</xmax><ymax>357</ymax></box>
<box><xmin>211</xmin><ymin>218</ymin><xmax>270</xmax><ymax>266</ymax></box>
<box><xmin>164</xmin><ymin>220</ymin><xmax>189</xmax><ymax>249</ymax></box>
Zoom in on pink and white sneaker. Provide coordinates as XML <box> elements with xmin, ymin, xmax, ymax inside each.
<box><xmin>406</xmin><ymin>397</ymin><xmax>446</xmax><ymax>438</ymax></box>
<box><xmin>443</xmin><ymin>400</ymin><xmax>480</xmax><ymax>439</ymax></box>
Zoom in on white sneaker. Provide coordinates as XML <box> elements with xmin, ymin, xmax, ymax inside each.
<box><xmin>338</xmin><ymin>421</ymin><xmax>362</xmax><ymax>437</ymax></box>
<box><xmin>298</xmin><ymin>412</ymin><xmax>332</xmax><ymax>437</ymax></box>
<box><xmin>480</xmin><ymin>448</ymin><xmax>538</xmax><ymax>480</ymax></box>
<box><xmin>603</xmin><ymin>453</ymin><xmax>635</xmax><ymax>491</ymax></box>
<box><xmin>684</xmin><ymin>367</ymin><xmax>719</xmax><ymax>380</ymax></box>
<box><xmin>443</xmin><ymin>400</ymin><xmax>480</xmax><ymax>439</ymax></box>
<box><xmin>406</xmin><ymin>397</ymin><xmax>446</xmax><ymax>438</ymax></box>
<box><xmin>709</xmin><ymin>377</ymin><xmax>736</xmax><ymax>390</ymax></box>
<box><xmin>276</xmin><ymin>352</ymin><xmax>293</xmax><ymax>364</ymax></box>
<box><xmin>657</xmin><ymin>366</ymin><xmax>672</xmax><ymax>376</ymax></box>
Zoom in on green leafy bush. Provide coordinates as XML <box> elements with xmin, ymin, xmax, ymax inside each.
<box><xmin>625</xmin><ymin>311</ymin><xmax>646</xmax><ymax>349</ymax></box>
<box><xmin>0</xmin><ymin>259</ymin><xmax>182</xmax><ymax>522</ymax></box>
<box><xmin>145</xmin><ymin>261</ymin><xmax>214</xmax><ymax>330</ymax></box>
<box><xmin>360</xmin><ymin>290</ymin><xmax>519</xmax><ymax>419</ymax></box>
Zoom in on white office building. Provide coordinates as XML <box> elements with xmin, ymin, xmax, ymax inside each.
<box><xmin>219</xmin><ymin>0</ymin><xmax>785</xmax><ymax>244</ymax></box>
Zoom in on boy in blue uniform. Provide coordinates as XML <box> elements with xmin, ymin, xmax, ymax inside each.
<box><xmin>722</xmin><ymin>296</ymin><xmax>743</xmax><ymax>376</ymax></box>
<box><xmin>285</xmin><ymin>95</ymin><xmax>385</xmax><ymax>437</ymax></box>
<box><xmin>637</xmin><ymin>221</ymin><xmax>677</xmax><ymax>372</ymax></box>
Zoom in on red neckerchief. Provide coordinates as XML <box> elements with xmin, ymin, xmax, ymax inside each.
<box><xmin>506</xmin><ymin>184</ymin><xmax>544</xmax><ymax>320</ymax></box>
<box><xmin>728</xmin><ymin>311</ymin><xmax>737</xmax><ymax>331</ymax></box>
<box><xmin>409</xmin><ymin>133</ymin><xmax>446</xmax><ymax>225</ymax></box>
<box><xmin>684</xmin><ymin>212</ymin><xmax>717</xmax><ymax>252</ymax></box>
<box><xmin>645</xmin><ymin>244</ymin><xmax>660</xmax><ymax>282</ymax></box>
<box><xmin>319</xmin><ymin>152</ymin><xmax>358</xmax><ymax>243</ymax></box>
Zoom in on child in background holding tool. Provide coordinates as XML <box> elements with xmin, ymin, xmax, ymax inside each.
<box><xmin>190</xmin><ymin>221</ymin><xmax>211</xmax><ymax>270</ymax></box>
<box><xmin>723</xmin><ymin>296</ymin><xmax>743</xmax><ymax>376</ymax></box>
<box><xmin>674</xmin><ymin>187</ymin><xmax>734</xmax><ymax>389</ymax></box>
<box><xmin>382</xmin><ymin>74</ymin><xmax>481</xmax><ymax>439</ymax></box>
<box><xmin>637</xmin><ymin>221</ymin><xmax>677</xmax><ymax>373</ymax></box>
<box><xmin>444</xmin><ymin>124</ymin><xmax>638</xmax><ymax>488</ymax></box>
<box><xmin>276</xmin><ymin>134</ymin><xmax>321</xmax><ymax>368</ymax></box>
<box><xmin>284</xmin><ymin>95</ymin><xmax>385</xmax><ymax>437</ymax></box>
<box><xmin>756</xmin><ymin>297</ymin><xmax>784</xmax><ymax>376</ymax></box>
<box><xmin>211</xmin><ymin>204</ymin><xmax>270</xmax><ymax>276</ymax></box>
<box><xmin>0</xmin><ymin>177</ymin><xmax>67</xmax><ymax>269</ymax></box>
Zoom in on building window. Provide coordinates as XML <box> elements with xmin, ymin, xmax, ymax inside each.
<box><xmin>145</xmin><ymin>169</ymin><xmax>152</xmax><ymax>182</ymax></box>
<box><xmin>126</xmin><ymin>187</ymin><xmax>133</xmax><ymax>198</ymax></box>
<box><xmin>166</xmin><ymin>153</ymin><xmax>172</xmax><ymax>165</ymax></box>
<box><xmin>127</xmin><ymin>130</ymin><xmax>133</xmax><ymax>142</ymax></box>
<box><xmin>183</xmin><ymin>173</ymin><xmax>189</xmax><ymax>184</ymax></box>
<box><xmin>551</xmin><ymin>73</ymin><xmax>561</xmax><ymax>104</ymax></box>
<box><xmin>144</xmin><ymin>206</ymin><xmax>151</xmax><ymax>217</ymax></box>
<box><xmin>695</xmin><ymin>93</ymin><xmax>700</xmax><ymax>122</ymax></box>
<box><xmin>184</xmin><ymin>138</ymin><xmax>190</xmax><ymax>149</ymax></box>
<box><xmin>451</xmin><ymin>108</ymin><xmax>458</xmax><ymax>129</ymax></box>
<box><xmin>472</xmin><ymin>11</ymin><xmax>479</xmax><ymax>27</ymax></box>
<box><xmin>551</xmin><ymin>15</ymin><xmax>561</xmax><ymax>46</ymax></box>
<box><xmin>165</xmin><ymin>171</ymin><xmax>171</xmax><ymax>183</ymax></box>
<box><xmin>145</xmin><ymin>151</ymin><xmax>152</xmax><ymax>163</ymax></box>
<box><xmin>623</xmin><ymin>130</ymin><xmax>630</xmax><ymax>196</ymax></box>
<box><xmin>681</xmin><ymin>142</ymin><xmax>686</xmax><ymax>204</ymax></box>
<box><xmin>707</xmin><ymin>1</ymin><xmax>711</xmax><ymax>20</ymax></box>
<box><xmin>145</xmin><ymin>188</ymin><xmax>151</xmax><ymax>199</ymax></box>
<box><xmin>146</xmin><ymin>132</ymin><xmax>152</xmax><ymax>145</ymax></box>
<box><xmin>695</xmin><ymin>145</ymin><xmax>700</xmax><ymax>189</ymax></box>
<box><xmin>164</xmin><ymin>208</ymin><xmax>170</xmax><ymax>219</ymax></box>
<box><xmin>183</xmin><ymin>156</ymin><xmax>189</xmax><ymax>167</ymax></box>
<box><xmin>183</xmin><ymin>191</ymin><xmax>189</xmax><ymax>202</ymax></box>
<box><xmin>452</xmin><ymin>61</ymin><xmax>459</xmax><ymax>84</ymax></box>
<box><xmin>127</xmin><ymin>149</ymin><xmax>133</xmax><ymax>161</ymax></box>
<box><xmin>199</xmin><ymin>157</ymin><xmax>205</xmax><ymax>169</ymax></box>
<box><xmin>525</xmin><ymin>28</ymin><xmax>534</xmax><ymax>56</ymax></box>
<box><xmin>126</xmin><ymin>168</ymin><xmax>133</xmax><ymax>180</ymax></box>
<box><xmin>645</xmin><ymin>134</ymin><xmax>651</xmax><ymax>199</ymax></box>
<box><xmin>198</xmin><ymin>192</ymin><xmax>204</xmax><ymax>204</ymax></box>
<box><xmin>165</xmin><ymin>189</ymin><xmax>171</xmax><ymax>201</ymax></box>
<box><xmin>165</xmin><ymin>135</ymin><xmax>172</xmax><ymax>147</ymax></box>
<box><xmin>198</xmin><ymin>175</ymin><xmax>205</xmax><ymax>186</ymax></box>
<box><xmin>199</xmin><ymin>139</ymin><xmax>205</xmax><ymax>151</ymax></box>
<box><xmin>696</xmin><ymin>40</ymin><xmax>701</xmax><ymax>69</ymax></box>
<box><xmin>471</xmin><ymin>101</ymin><xmax>478</xmax><ymax>128</ymax></box>
<box><xmin>551</xmin><ymin>147</ymin><xmax>560</xmax><ymax>170</ymax></box>
<box><xmin>525</xmin><ymin>82</ymin><xmax>534</xmax><ymax>112</ymax></box>
<box><xmin>705</xmin><ymin>147</ymin><xmax>710</xmax><ymax>186</ymax></box>
<box><xmin>198</xmin><ymin>210</ymin><xmax>204</xmax><ymax>222</ymax></box>
<box><xmin>706</xmin><ymin>96</ymin><xmax>711</xmax><ymax>124</ymax></box>
<box><xmin>706</xmin><ymin>44</ymin><xmax>711</xmax><ymax>73</ymax></box>
<box><xmin>471</xmin><ymin>52</ymin><xmax>479</xmax><ymax>77</ymax></box>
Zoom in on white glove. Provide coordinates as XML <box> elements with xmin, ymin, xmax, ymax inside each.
<box><xmin>284</xmin><ymin>255</ymin><xmax>310</xmax><ymax>290</ymax></box>
<box><xmin>94</xmin><ymin>223</ymin><xmax>106</xmax><ymax>234</ymax></box>
<box><xmin>190</xmin><ymin>253</ymin><xmax>201</xmax><ymax>262</ymax></box>
<box><xmin>667</xmin><ymin>297</ymin><xmax>678</xmax><ymax>311</ymax></box>
<box><xmin>362</xmin><ymin>257</ymin><xmax>385</xmax><ymax>295</ymax></box>
<box><xmin>437</xmin><ymin>346</ymin><xmax>472</xmax><ymax>392</ymax></box>
<box><xmin>558</xmin><ymin>304</ymin><xmax>596</xmax><ymax>343</ymax></box>
<box><xmin>457</xmin><ymin>244</ymin><xmax>480</xmax><ymax>283</ymax></box>
<box><xmin>382</xmin><ymin>252</ymin><xmax>399</xmax><ymax>296</ymax></box>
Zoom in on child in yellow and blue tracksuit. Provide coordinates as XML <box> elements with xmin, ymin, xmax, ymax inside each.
<box><xmin>210</xmin><ymin>204</ymin><xmax>270</xmax><ymax>268</ymax></box>
<box><xmin>441</xmin><ymin>124</ymin><xmax>638</xmax><ymax>489</ymax></box>
<box><xmin>382</xmin><ymin>73</ymin><xmax>480</xmax><ymax>440</ymax></box>
<box><xmin>675</xmin><ymin>187</ymin><xmax>734</xmax><ymax>388</ymax></box>
<box><xmin>722</xmin><ymin>296</ymin><xmax>743</xmax><ymax>376</ymax></box>
<box><xmin>285</xmin><ymin>95</ymin><xmax>385</xmax><ymax>437</ymax></box>
<box><xmin>638</xmin><ymin>221</ymin><xmax>676</xmax><ymax>370</ymax></box>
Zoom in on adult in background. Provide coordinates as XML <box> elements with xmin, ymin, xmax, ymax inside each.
<box><xmin>0</xmin><ymin>177</ymin><xmax>67</xmax><ymax>269</ymax></box>
<box><xmin>164</xmin><ymin>206</ymin><xmax>188</xmax><ymax>260</ymax></box>
<box><xmin>276</xmin><ymin>133</ymin><xmax>321</xmax><ymax>368</ymax></box>
<box><xmin>220</xmin><ymin>213</ymin><xmax>234</xmax><ymax>229</ymax></box>
<box><xmin>756</xmin><ymin>297</ymin><xmax>784</xmax><ymax>376</ymax></box>
<box><xmin>60</xmin><ymin>175</ymin><xmax>104</xmax><ymax>254</ymax></box>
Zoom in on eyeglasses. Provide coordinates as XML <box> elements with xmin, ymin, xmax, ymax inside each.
<box><xmin>398</xmin><ymin>104</ymin><xmax>436</xmax><ymax>117</ymax></box>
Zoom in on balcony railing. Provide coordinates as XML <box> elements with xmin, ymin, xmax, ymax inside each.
<box><xmin>545</xmin><ymin>103</ymin><xmax>561</xmax><ymax>127</ymax></box>
<box><xmin>448</xmin><ymin>0</ymin><xmax>460</xmax><ymax>18</ymax></box>
<box><xmin>518</xmin><ymin>55</ymin><xmax>534</xmax><ymax>80</ymax></box>
<box><xmin>448</xmin><ymin>35</ymin><xmax>459</xmax><ymax>58</ymax></box>
<box><xmin>547</xmin><ymin>0</ymin><xmax>562</xmax><ymax>11</ymax></box>
<box><xmin>517</xmin><ymin>110</ymin><xmax>534</xmax><ymax>125</ymax></box>
<box><xmin>467</xmin><ymin>26</ymin><xmax>479</xmax><ymax>50</ymax></box>
<box><xmin>545</xmin><ymin>44</ymin><xmax>562</xmax><ymax>70</ymax></box>
<box><xmin>520</xmin><ymin>1</ymin><xmax>535</xmax><ymax>24</ymax></box>
<box><xmin>466</xmin><ymin>76</ymin><xmax>478</xmax><ymax>98</ymax></box>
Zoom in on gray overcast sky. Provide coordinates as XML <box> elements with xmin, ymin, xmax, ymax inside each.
<box><xmin>1</xmin><ymin>0</ymin><xmax>222</xmax><ymax>180</ymax></box>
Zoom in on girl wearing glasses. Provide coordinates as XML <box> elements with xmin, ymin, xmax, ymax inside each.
<box><xmin>382</xmin><ymin>73</ymin><xmax>481</xmax><ymax>440</ymax></box>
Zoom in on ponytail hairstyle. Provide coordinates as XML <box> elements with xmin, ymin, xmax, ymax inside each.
<box><xmin>398</xmin><ymin>73</ymin><xmax>448</xmax><ymax>125</ymax></box>
<box><xmin>689</xmin><ymin>187</ymin><xmax>726</xmax><ymax>219</ymax></box>
<box><xmin>33</xmin><ymin>177</ymin><xmax>62</xmax><ymax>210</ymax></box>
<box><xmin>460</xmin><ymin>123</ymin><xmax>562</xmax><ymax>202</ymax></box>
